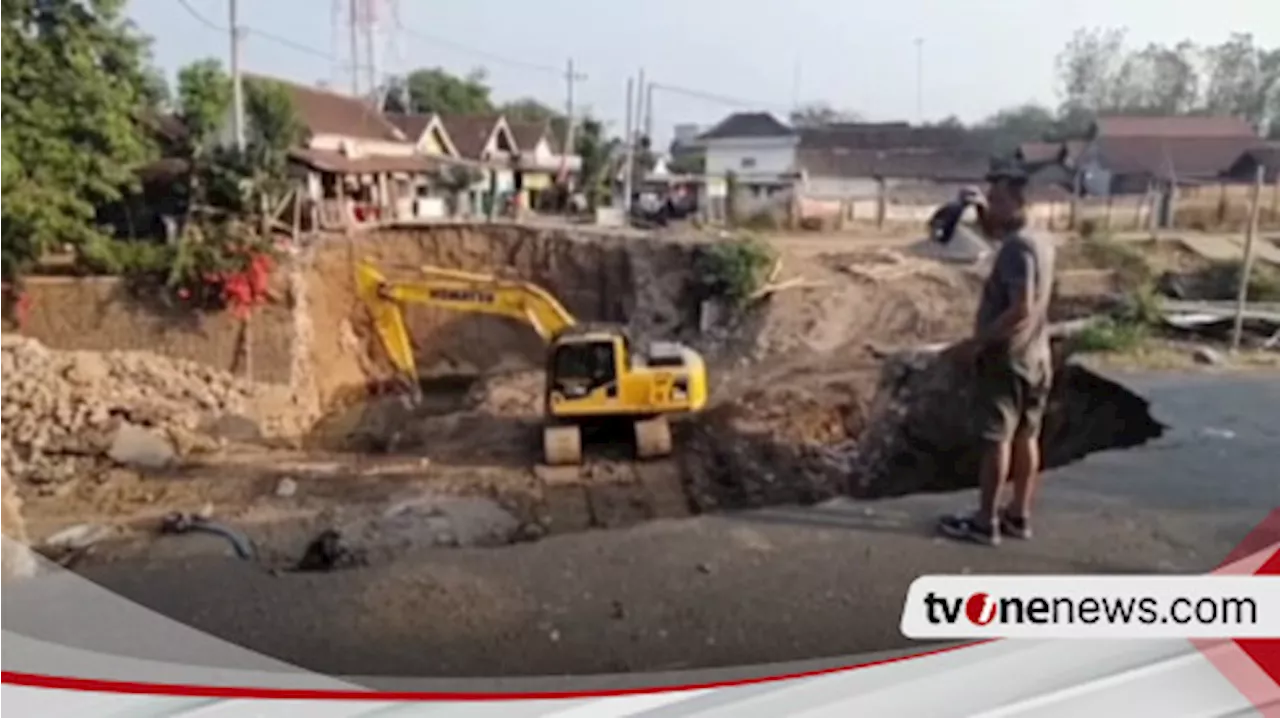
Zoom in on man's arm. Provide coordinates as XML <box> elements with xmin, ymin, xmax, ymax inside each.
<box><xmin>973</xmin><ymin>245</ymin><xmax>1037</xmax><ymax>350</ymax></box>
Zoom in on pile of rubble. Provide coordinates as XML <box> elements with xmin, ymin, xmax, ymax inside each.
<box><xmin>1</xmin><ymin>335</ymin><xmax>269</xmax><ymax>488</ymax></box>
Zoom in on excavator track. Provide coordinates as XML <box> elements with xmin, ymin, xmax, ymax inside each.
<box><xmin>543</xmin><ymin>424</ymin><xmax>583</xmax><ymax>465</ymax></box>
<box><xmin>634</xmin><ymin>416</ymin><xmax>673</xmax><ymax>460</ymax></box>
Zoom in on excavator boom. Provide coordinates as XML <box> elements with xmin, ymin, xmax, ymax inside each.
<box><xmin>355</xmin><ymin>261</ymin><xmax>578</xmax><ymax>381</ymax></box>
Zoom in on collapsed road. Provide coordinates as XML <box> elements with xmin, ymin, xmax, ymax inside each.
<box><xmin>3</xmin><ymin>223</ymin><xmax>1273</xmax><ymax>677</ymax></box>
<box><xmin>5</xmin><ymin>371</ymin><xmax>1275</xmax><ymax>680</ymax></box>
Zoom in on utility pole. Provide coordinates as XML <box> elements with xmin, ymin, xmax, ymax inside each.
<box><xmin>791</xmin><ymin>59</ymin><xmax>802</xmax><ymax>111</ymax></box>
<box><xmin>563</xmin><ymin>58</ymin><xmax>577</xmax><ymax>166</ymax></box>
<box><xmin>560</xmin><ymin>58</ymin><xmax>586</xmax><ymax>188</ymax></box>
<box><xmin>914</xmin><ymin>37</ymin><xmax>924</xmax><ymax>124</ymax></box>
<box><xmin>636</xmin><ymin>68</ymin><xmax>647</xmax><ymax>143</ymax></box>
<box><xmin>348</xmin><ymin>0</ymin><xmax>360</xmax><ymax>95</ymax></box>
<box><xmin>622</xmin><ymin>77</ymin><xmax>636</xmax><ymax>213</ymax></box>
<box><xmin>365</xmin><ymin>0</ymin><xmax>379</xmax><ymax>104</ymax></box>
<box><xmin>643</xmin><ymin>82</ymin><xmax>654</xmax><ymax>143</ymax></box>
<box><xmin>229</xmin><ymin>0</ymin><xmax>245</xmax><ymax>151</ymax></box>
<box><xmin>1231</xmin><ymin>165</ymin><xmax>1266</xmax><ymax>352</ymax></box>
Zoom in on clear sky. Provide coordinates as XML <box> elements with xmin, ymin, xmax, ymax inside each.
<box><xmin>131</xmin><ymin>0</ymin><xmax>1279</xmax><ymax>142</ymax></box>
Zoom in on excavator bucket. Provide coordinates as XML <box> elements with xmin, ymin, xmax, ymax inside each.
<box><xmin>355</xmin><ymin>261</ymin><xmax>419</xmax><ymax>383</ymax></box>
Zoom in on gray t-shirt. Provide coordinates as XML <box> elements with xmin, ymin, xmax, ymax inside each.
<box><xmin>974</xmin><ymin>232</ymin><xmax>1055</xmax><ymax>381</ymax></box>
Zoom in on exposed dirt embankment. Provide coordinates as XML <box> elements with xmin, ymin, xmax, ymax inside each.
<box><xmin>15</xmin><ymin>275</ymin><xmax>296</xmax><ymax>384</ymax></box>
<box><xmin>302</xmin><ymin>223</ymin><xmax>703</xmax><ymax>410</ymax></box>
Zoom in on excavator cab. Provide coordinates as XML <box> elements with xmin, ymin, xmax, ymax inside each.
<box><xmin>548</xmin><ymin>336</ymin><xmax>619</xmax><ymax>401</ymax></box>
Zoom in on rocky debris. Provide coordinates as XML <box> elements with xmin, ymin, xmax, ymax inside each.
<box><xmin>43</xmin><ymin>523</ymin><xmax>113</xmax><ymax>551</ymax></box>
<box><xmin>1192</xmin><ymin>346</ymin><xmax>1225</xmax><ymax>366</ymax></box>
<box><xmin>2</xmin><ymin>465</ymin><xmax>37</xmax><ymax>580</ymax></box>
<box><xmin>200</xmin><ymin>413</ymin><xmax>264</xmax><ymax>443</ymax></box>
<box><xmin>107</xmin><ymin>423</ymin><xmax>176</xmax><ymax>469</ymax></box>
<box><xmin>274</xmin><ymin>477</ymin><xmax>298</xmax><ymax>498</ymax></box>
<box><xmin>1</xmin><ymin>335</ymin><xmax>271</xmax><ymax>487</ymax></box>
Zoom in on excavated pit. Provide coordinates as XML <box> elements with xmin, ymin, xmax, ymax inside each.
<box><xmin>294</xmin><ymin>225</ymin><xmax>1167</xmax><ymax>546</ymax></box>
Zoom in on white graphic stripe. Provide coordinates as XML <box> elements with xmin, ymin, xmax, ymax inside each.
<box><xmin>537</xmin><ymin>690</ymin><xmax>714</xmax><ymax>718</ymax></box>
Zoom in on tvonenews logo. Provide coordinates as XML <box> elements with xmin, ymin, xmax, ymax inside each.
<box><xmin>900</xmin><ymin>576</ymin><xmax>1280</xmax><ymax>639</ymax></box>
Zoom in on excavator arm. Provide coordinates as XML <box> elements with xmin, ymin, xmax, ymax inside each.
<box><xmin>355</xmin><ymin>261</ymin><xmax>578</xmax><ymax>381</ymax></box>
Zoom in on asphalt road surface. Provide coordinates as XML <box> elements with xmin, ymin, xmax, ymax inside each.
<box><xmin>15</xmin><ymin>371</ymin><xmax>1280</xmax><ymax>680</ymax></box>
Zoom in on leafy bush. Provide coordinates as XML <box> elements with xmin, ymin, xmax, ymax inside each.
<box><xmin>1069</xmin><ymin>317</ymin><xmax>1150</xmax><ymax>353</ymax></box>
<box><xmin>78</xmin><ymin>224</ymin><xmax>278</xmax><ymax>319</ymax></box>
<box><xmin>694</xmin><ymin>234</ymin><xmax>778</xmax><ymax>308</ymax></box>
<box><xmin>1079</xmin><ymin>234</ymin><xmax>1152</xmax><ymax>288</ymax></box>
<box><xmin>740</xmin><ymin>210</ymin><xmax>780</xmax><ymax>231</ymax></box>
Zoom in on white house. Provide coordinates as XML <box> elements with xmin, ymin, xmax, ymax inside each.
<box><xmin>698</xmin><ymin>112</ymin><xmax>800</xmax><ymax>193</ymax></box>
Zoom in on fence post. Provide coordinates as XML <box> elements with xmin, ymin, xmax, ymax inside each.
<box><xmin>875</xmin><ymin>179</ymin><xmax>886</xmax><ymax>229</ymax></box>
<box><xmin>1270</xmin><ymin>175</ymin><xmax>1279</xmax><ymax>227</ymax></box>
<box><xmin>1230</xmin><ymin>165</ymin><xmax>1266</xmax><ymax>353</ymax></box>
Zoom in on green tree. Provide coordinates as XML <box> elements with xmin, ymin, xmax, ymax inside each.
<box><xmin>1052</xmin><ymin>28</ymin><xmax>1279</xmax><ymax>132</ymax></box>
<box><xmin>977</xmin><ymin>104</ymin><xmax>1059</xmax><ymax>152</ymax></box>
<box><xmin>1</xmin><ymin>0</ymin><xmax>160</xmax><ymax>279</ymax></box>
<box><xmin>389</xmin><ymin>67</ymin><xmax>495</xmax><ymax>115</ymax></box>
<box><xmin>1203</xmin><ymin>33</ymin><xmax>1280</xmax><ymax>130</ymax></box>
<box><xmin>502</xmin><ymin>97</ymin><xmax>561</xmax><ymax>123</ymax></box>
<box><xmin>176</xmin><ymin>58</ymin><xmax>232</xmax><ymax>151</ymax></box>
<box><xmin>789</xmin><ymin>102</ymin><xmax>862</xmax><ymax>127</ymax></box>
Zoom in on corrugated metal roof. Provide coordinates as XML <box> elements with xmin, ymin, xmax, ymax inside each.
<box><xmin>1094</xmin><ymin>115</ymin><xmax>1258</xmax><ymax>139</ymax></box>
<box><xmin>1095</xmin><ymin>135</ymin><xmax>1264</xmax><ymax>179</ymax></box>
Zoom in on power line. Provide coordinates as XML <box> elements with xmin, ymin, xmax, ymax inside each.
<box><xmin>392</xmin><ymin>17</ymin><xmax>581</xmax><ymax>78</ymax></box>
<box><xmin>175</xmin><ymin>0</ymin><xmax>222</xmax><ymax>31</ymax></box>
<box><xmin>649</xmin><ymin>82</ymin><xmax>791</xmax><ymax>113</ymax></box>
<box><xmin>176</xmin><ymin>0</ymin><xmax>341</xmax><ymax>63</ymax></box>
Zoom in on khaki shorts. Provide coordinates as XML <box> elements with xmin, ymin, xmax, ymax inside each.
<box><xmin>975</xmin><ymin>355</ymin><xmax>1051</xmax><ymax>443</ymax></box>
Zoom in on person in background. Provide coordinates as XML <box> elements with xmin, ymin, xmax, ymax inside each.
<box><xmin>937</xmin><ymin>160</ymin><xmax>1056</xmax><ymax>547</ymax></box>
<box><xmin>927</xmin><ymin>186</ymin><xmax>981</xmax><ymax>245</ymax></box>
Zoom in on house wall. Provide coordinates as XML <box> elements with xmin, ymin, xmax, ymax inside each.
<box><xmin>704</xmin><ymin>136</ymin><xmax>798</xmax><ymax>179</ymax></box>
<box><xmin>418</xmin><ymin>126</ymin><xmax>449</xmax><ymax>156</ymax></box>
<box><xmin>803</xmin><ymin>176</ymin><xmax>881</xmax><ymax>199</ymax></box>
<box><xmin>309</xmin><ymin>134</ymin><xmax>415</xmax><ymax>157</ymax></box>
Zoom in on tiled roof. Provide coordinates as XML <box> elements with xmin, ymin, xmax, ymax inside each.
<box><xmin>507</xmin><ymin>120</ymin><xmax>553</xmax><ymax>153</ymax></box>
<box><xmin>1094</xmin><ymin>115</ymin><xmax>1258</xmax><ymax>139</ymax></box>
<box><xmin>798</xmin><ymin>147</ymin><xmax>991</xmax><ymax>181</ymax></box>
<box><xmin>289</xmin><ymin>148</ymin><xmax>486</xmax><ymax>174</ymax></box>
<box><xmin>248</xmin><ymin>74</ymin><xmax>405</xmax><ymax>143</ymax></box>
<box><xmin>385</xmin><ymin>113</ymin><xmax>434</xmax><ymax>140</ymax></box>
<box><xmin>439</xmin><ymin>114</ymin><xmax>506</xmax><ymax>159</ymax></box>
<box><xmin>799</xmin><ymin>124</ymin><xmax>973</xmax><ymax>151</ymax></box>
<box><xmin>698</xmin><ymin>112</ymin><xmax>795</xmax><ymax>140</ymax></box>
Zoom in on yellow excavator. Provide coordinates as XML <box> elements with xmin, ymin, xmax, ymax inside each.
<box><xmin>354</xmin><ymin>260</ymin><xmax>709</xmax><ymax>465</ymax></box>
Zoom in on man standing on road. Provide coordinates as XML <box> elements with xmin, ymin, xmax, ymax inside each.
<box><xmin>937</xmin><ymin>160</ymin><xmax>1056</xmax><ymax>546</ymax></box>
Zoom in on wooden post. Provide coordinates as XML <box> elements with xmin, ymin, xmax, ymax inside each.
<box><xmin>875</xmin><ymin>178</ymin><xmax>886</xmax><ymax>229</ymax></box>
<box><xmin>1230</xmin><ymin>165</ymin><xmax>1266</xmax><ymax>353</ymax></box>
<box><xmin>292</xmin><ymin>183</ymin><xmax>302</xmax><ymax>241</ymax></box>
<box><xmin>1270</xmin><ymin>174</ymin><xmax>1279</xmax><ymax>228</ymax></box>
